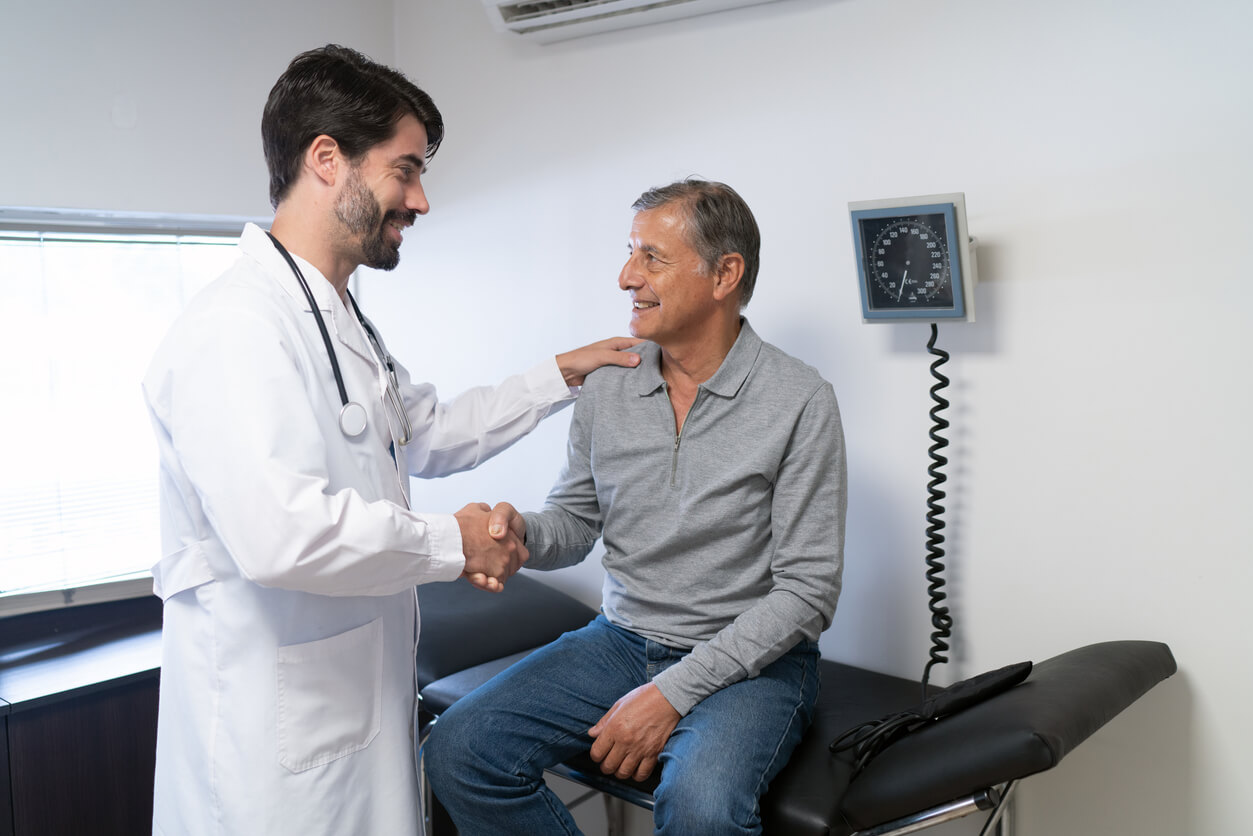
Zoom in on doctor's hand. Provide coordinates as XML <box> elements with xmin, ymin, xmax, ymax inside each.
<box><xmin>556</xmin><ymin>336</ymin><xmax>644</xmax><ymax>387</ymax></box>
<box><xmin>587</xmin><ymin>683</ymin><xmax>681</xmax><ymax>782</ymax></box>
<box><xmin>455</xmin><ymin>502</ymin><xmax>527</xmax><ymax>593</ymax></box>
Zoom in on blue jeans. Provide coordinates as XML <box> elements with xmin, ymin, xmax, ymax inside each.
<box><xmin>424</xmin><ymin>615</ymin><xmax>819</xmax><ymax>835</ymax></box>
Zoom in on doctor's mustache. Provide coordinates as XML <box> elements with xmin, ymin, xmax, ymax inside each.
<box><xmin>386</xmin><ymin>209</ymin><xmax>417</xmax><ymax>228</ymax></box>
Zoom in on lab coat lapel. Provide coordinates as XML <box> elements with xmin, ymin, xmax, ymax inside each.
<box><xmin>241</xmin><ymin>224</ymin><xmax>375</xmax><ymax>368</ymax></box>
<box><xmin>329</xmin><ymin>293</ymin><xmax>375</xmax><ymax>368</ymax></box>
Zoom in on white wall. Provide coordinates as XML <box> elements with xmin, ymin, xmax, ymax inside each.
<box><xmin>385</xmin><ymin>0</ymin><xmax>1252</xmax><ymax>834</ymax></box>
<box><xmin>4</xmin><ymin>0</ymin><xmax>1249</xmax><ymax>833</ymax></box>
<box><xmin>0</xmin><ymin>0</ymin><xmax>394</xmax><ymax>216</ymax></box>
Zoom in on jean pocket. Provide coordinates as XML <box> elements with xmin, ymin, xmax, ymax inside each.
<box><xmin>276</xmin><ymin>618</ymin><xmax>383</xmax><ymax>773</ymax></box>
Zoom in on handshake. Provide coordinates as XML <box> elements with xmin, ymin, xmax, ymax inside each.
<box><xmin>454</xmin><ymin>501</ymin><xmax>527</xmax><ymax>592</ymax></box>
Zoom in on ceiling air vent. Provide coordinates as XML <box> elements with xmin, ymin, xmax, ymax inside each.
<box><xmin>482</xmin><ymin>0</ymin><xmax>786</xmax><ymax>44</ymax></box>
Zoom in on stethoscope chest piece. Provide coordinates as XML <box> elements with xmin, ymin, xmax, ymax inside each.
<box><xmin>339</xmin><ymin>402</ymin><xmax>368</xmax><ymax>437</ymax></box>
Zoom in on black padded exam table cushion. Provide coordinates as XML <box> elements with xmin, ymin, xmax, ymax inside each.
<box><xmin>416</xmin><ymin>578</ymin><xmax>1176</xmax><ymax>836</ymax></box>
<box><xmin>416</xmin><ymin>574</ymin><xmax>598</xmax><ymax>687</ymax></box>
<box><xmin>784</xmin><ymin>640</ymin><xmax>1177</xmax><ymax>835</ymax></box>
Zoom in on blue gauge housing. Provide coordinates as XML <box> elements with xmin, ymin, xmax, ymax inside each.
<box><xmin>849</xmin><ymin>195</ymin><xmax>975</xmax><ymax>323</ymax></box>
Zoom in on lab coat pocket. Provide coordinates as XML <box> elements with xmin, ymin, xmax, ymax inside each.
<box><xmin>276</xmin><ymin>618</ymin><xmax>383</xmax><ymax>773</ymax></box>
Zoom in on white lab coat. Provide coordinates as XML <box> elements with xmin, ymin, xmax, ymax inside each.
<box><xmin>142</xmin><ymin>223</ymin><xmax>573</xmax><ymax>835</ymax></box>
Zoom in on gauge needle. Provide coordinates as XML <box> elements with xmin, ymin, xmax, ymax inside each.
<box><xmin>898</xmin><ymin>268</ymin><xmax>908</xmax><ymax>301</ymax></box>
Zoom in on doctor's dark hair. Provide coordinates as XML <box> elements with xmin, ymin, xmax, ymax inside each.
<box><xmin>631</xmin><ymin>178</ymin><xmax>761</xmax><ymax>309</ymax></box>
<box><xmin>262</xmin><ymin>44</ymin><xmax>444</xmax><ymax>209</ymax></box>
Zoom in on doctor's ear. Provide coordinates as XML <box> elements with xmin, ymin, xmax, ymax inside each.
<box><xmin>305</xmin><ymin>135</ymin><xmax>342</xmax><ymax>185</ymax></box>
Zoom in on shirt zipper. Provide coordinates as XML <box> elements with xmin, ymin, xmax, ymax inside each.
<box><xmin>668</xmin><ymin>387</ymin><xmax>701</xmax><ymax>488</ymax></box>
<box><xmin>671</xmin><ymin>432</ymin><xmax>681</xmax><ymax>487</ymax></box>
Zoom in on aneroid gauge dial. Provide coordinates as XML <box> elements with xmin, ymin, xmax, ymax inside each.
<box><xmin>849</xmin><ymin>195</ymin><xmax>976</xmax><ymax>322</ymax></box>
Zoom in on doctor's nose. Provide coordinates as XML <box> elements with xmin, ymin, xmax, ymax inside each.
<box><xmin>407</xmin><ymin>180</ymin><xmax>430</xmax><ymax>216</ymax></box>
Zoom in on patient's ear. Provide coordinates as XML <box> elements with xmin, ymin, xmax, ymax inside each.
<box><xmin>712</xmin><ymin>253</ymin><xmax>745</xmax><ymax>303</ymax></box>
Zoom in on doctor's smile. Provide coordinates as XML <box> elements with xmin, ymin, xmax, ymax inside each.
<box><xmin>386</xmin><ymin>212</ymin><xmax>414</xmax><ymax>241</ymax></box>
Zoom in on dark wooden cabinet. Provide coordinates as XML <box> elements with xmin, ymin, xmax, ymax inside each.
<box><xmin>7</xmin><ymin>676</ymin><xmax>158</xmax><ymax>836</ymax></box>
<box><xmin>0</xmin><ymin>599</ymin><xmax>162</xmax><ymax>836</ymax></box>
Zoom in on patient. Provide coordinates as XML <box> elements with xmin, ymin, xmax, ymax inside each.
<box><xmin>424</xmin><ymin>178</ymin><xmax>847</xmax><ymax>835</ymax></box>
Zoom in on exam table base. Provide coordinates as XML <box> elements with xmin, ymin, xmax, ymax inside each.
<box><xmin>552</xmin><ymin>783</ymin><xmax>1017</xmax><ymax>836</ymax></box>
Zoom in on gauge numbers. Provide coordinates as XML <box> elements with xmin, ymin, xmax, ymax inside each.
<box><xmin>860</xmin><ymin>213</ymin><xmax>953</xmax><ymax>311</ymax></box>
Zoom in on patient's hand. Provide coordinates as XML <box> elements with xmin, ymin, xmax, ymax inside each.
<box><xmin>587</xmin><ymin>683</ymin><xmax>681</xmax><ymax>782</ymax></box>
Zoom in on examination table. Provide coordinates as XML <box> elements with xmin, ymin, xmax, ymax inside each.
<box><xmin>416</xmin><ymin>575</ymin><xmax>1176</xmax><ymax>835</ymax></box>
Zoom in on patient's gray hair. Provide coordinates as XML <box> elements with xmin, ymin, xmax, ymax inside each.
<box><xmin>631</xmin><ymin>178</ymin><xmax>761</xmax><ymax>308</ymax></box>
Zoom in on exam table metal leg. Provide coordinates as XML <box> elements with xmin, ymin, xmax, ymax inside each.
<box><xmin>852</xmin><ymin>787</ymin><xmax>1002</xmax><ymax>836</ymax></box>
<box><xmin>979</xmin><ymin>780</ymin><xmax>1018</xmax><ymax>836</ymax></box>
<box><xmin>605</xmin><ymin>794</ymin><xmax>628</xmax><ymax>836</ymax></box>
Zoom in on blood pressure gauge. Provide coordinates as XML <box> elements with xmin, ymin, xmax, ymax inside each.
<box><xmin>849</xmin><ymin>193</ymin><xmax>977</xmax><ymax>323</ymax></box>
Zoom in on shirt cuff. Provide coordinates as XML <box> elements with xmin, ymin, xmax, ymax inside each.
<box><xmin>528</xmin><ymin>356</ymin><xmax>581</xmax><ymax>401</ymax></box>
<box><xmin>414</xmin><ymin>512</ymin><xmax>466</xmax><ymax>583</ymax></box>
<box><xmin>650</xmin><ymin>664</ymin><xmax>702</xmax><ymax>718</ymax></box>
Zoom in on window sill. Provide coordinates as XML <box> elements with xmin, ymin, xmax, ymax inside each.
<box><xmin>0</xmin><ymin>576</ymin><xmax>154</xmax><ymax>619</ymax></box>
<box><xmin>0</xmin><ymin>596</ymin><xmax>162</xmax><ymax>715</ymax></box>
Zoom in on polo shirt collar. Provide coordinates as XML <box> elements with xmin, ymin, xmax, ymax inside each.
<box><xmin>633</xmin><ymin>317</ymin><xmax>762</xmax><ymax>399</ymax></box>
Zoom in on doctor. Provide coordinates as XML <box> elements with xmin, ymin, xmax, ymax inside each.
<box><xmin>142</xmin><ymin>44</ymin><xmax>639</xmax><ymax>836</ymax></box>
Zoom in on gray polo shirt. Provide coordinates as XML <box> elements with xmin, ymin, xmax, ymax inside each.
<box><xmin>523</xmin><ymin>319</ymin><xmax>846</xmax><ymax>716</ymax></box>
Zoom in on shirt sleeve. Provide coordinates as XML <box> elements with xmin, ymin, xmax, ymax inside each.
<box><xmin>651</xmin><ymin>383</ymin><xmax>847</xmax><ymax>716</ymax></box>
<box><xmin>519</xmin><ymin>388</ymin><xmax>604</xmax><ymax>571</ymax></box>
<box><xmin>398</xmin><ymin>355</ymin><xmax>577</xmax><ymax>479</ymax></box>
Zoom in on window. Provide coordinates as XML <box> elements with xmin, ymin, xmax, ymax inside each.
<box><xmin>0</xmin><ymin>207</ymin><xmax>265</xmax><ymax>616</ymax></box>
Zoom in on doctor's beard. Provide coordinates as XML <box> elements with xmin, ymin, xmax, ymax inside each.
<box><xmin>335</xmin><ymin>165</ymin><xmax>415</xmax><ymax>271</ymax></box>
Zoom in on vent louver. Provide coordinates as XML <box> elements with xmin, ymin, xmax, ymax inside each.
<box><xmin>481</xmin><ymin>0</ymin><xmax>785</xmax><ymax>43</ymax></box>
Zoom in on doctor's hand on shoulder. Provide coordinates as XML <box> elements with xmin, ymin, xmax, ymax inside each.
<box><xmin>556</xmin><ymin>336</ymin><xmax>644</xmax><ymax>387</ymax></box>
<box><xmin>456</xmin><ymin>502</ymin><xmax>528</xmax><ymax>593</ymax></box>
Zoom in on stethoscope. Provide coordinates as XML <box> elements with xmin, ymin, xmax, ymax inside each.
<box><xmin>267</xmin><ymin>232</ymin><xmax>413</xmax><ymax>445</ymax></box>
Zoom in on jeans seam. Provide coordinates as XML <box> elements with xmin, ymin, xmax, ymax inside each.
<box><xmin>746</xmin><ymin>654</ymin><xmax>816</xmax><ymax>824</ymax></box>
<box><xmin>508</xmin><ymin>729</ymin><xmax>586</xmax><ymax>836</ymax></box>
<box><xmin>512</xmin><ymin>728</ymin><xmax>585</xmax><ymax>782</ymax></box>
<box><xmin>538</xmin><ymin>786</ymin><xmax>582</xmax><ymax>836</ymax></box>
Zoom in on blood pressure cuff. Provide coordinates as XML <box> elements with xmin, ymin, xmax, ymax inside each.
<box><xmin>829</xmin><ymin>660</ymin><xmax>1034</xmax><ymax>780</ymax></box>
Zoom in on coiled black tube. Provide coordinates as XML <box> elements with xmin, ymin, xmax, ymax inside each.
<box><xmin>922</xmin><ymin>323</ymin><xmax>952</xmax><ymax>696</ymax></box>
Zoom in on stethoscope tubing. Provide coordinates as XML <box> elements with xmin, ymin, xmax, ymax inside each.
<box><xmin>266</xmin><ymin>232</ymin><xmax>373</xmax><ymax>440</ymax></box>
